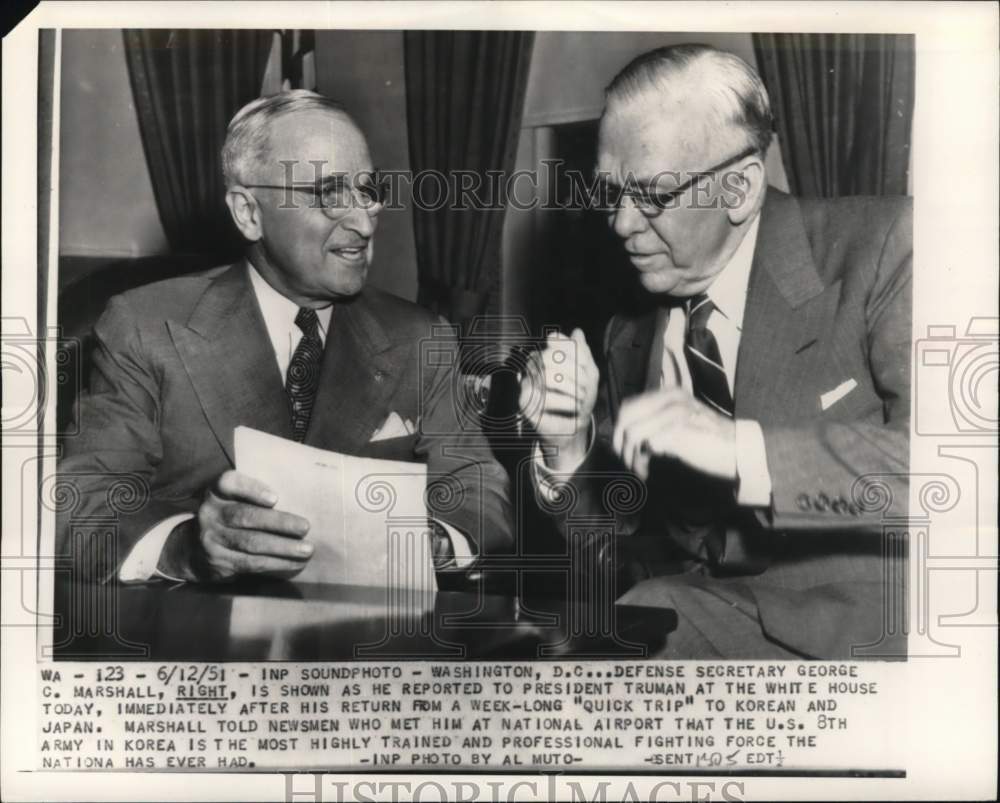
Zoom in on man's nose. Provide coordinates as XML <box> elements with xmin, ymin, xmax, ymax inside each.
<box><xmin>342</xmin><ymin>203</ymin><xmax>377</xmax><ymax>237</ymax></box>
<box><xmin>611</xmin><ymin>195</ymin><xmax>647</xmax><ymax>240</ymax></box>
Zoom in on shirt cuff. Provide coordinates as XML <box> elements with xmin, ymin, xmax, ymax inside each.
<box><xmin>735</xmin><ymin>418</ymin><xmax>773</xmax><ymax>507</ymax></box>
<box><xmin>118</xmin><ymin>513</ymin><xmax>194</xmax><ymax>583</ymax></box>
<box><xmin>434</xmin><ymin>520</ymin><xmax>475</xmax><ymax>569</ymax></box>
<box><xmin>531</xmin><ymin>415</ymin><xmax>597</xmax><ymax>501</ymax></box>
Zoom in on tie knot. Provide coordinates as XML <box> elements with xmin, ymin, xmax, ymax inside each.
<box><xmin>295</xmin><ymin>307</ymin><xmax>321</xmax><ymax>340</ymax></box>
<box><xmin>687</xmin><ymin>293</ymin><xmax>715</xmax><ymax>330</ymax></box>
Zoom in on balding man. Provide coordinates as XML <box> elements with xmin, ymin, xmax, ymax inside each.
<box><xmin>59</xmin><ymin>90</ymin><xmax>512</xmax><ymax>583</ymax></box>
<box><xmin>523</xmin><ymin>44</ymin><xmax>911</xmax><ymax>659</ymax></box>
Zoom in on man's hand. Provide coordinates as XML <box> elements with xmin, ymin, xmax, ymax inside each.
<box><xmin>613</xmin><ymin>387</ymin><xmax>737</xmax><ymax>482</ymax></box>
<box><xmin>159</xmin><ymin>470</ymin><xmax>312</xmax><ymax>582</ymax></box>
<box><xmin>519</xmin><ymin>329</ymin><xmax>599</xmax><ymax>471</ymax></box>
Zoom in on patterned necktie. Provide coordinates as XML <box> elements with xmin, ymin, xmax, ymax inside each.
<box><xmin>286</xmin><ymin>308</ymin><xmax>324</xmax><ymax>442</ymax></box>
<box><xmin>684</xmin><ymin>293</ymin><xmax>733</xmax><ymax>417</ymax></box>
<box><xmin>683</xmin><ymin>293</ymin><xmax>734</xmax><ymax>567</ymax></box>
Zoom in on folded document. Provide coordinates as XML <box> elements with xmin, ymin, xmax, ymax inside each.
<box><xmin>234</xmin><ymin>426</ymin><xmax>436</xmax><ymax>591</ymax></box>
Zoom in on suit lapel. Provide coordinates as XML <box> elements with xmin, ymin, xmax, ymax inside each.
<box><xmin>606</xmin><ymin>311</ymin><xmax>657</xmax><ymax>416</ymax></box>
<box><xmin>168</xmin><ymin>262</ymin><xmax>293</xmax><ymax>464</ymax></box>
<box><xmin>304</xmin><ymin>292</ymin><xmax>401</xmax><ymax>454</ymax></box>
<box><xmin>735</xmin><ymin>191</ymin><xmax>843</xmax><ymax>423</ymax></box>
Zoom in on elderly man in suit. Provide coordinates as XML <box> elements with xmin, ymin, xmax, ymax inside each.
<box><xmin>59</xmin><ymin>90</ymin><xmax>512</xmax><ymax>584</ymax></box>
<box><xmin>522</xmin><ymin>44</ymin><xmax>911</xmax><ymax>659</ymax></box>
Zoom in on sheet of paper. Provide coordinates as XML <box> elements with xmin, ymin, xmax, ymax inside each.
<box><xmin>234</xmin><ymin>426</ymin><xmax>436</xmax><ymax>592</ymax></box>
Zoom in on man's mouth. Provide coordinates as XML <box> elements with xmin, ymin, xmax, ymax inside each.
<box><xmin>330</xmin><ymin>244</ymin><xmax>367</xmax><ymax>260</ymax></box>
<box><xmin>627</xmin><ymin>251</ymin><xmax>663</xmax><ymax>268</ymax></box>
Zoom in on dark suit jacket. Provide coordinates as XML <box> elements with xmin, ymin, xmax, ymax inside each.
<box><xmin>57</xmin><ymin>262</ymin><xmax>513</xmax><ymax>581</ymax></box>
<box><xmin>548</xmin><ymin>190</ymin><xmax>912</xmax><ymax>658</ymax></box>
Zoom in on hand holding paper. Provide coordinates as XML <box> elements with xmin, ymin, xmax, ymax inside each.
<box><xmin>157</xmin><ymin>469</ymin><xmax>314</xmax><ymax>582</ymax></box>
<box><xmin>234</xmin><ymin>427</ymin><xmax>437</xmax><ymax>591</ymax></box>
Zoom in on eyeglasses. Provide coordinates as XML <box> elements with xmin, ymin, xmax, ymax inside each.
<box><xmin>596</xmin><ymin>145</ymin><xmax>759</xmax><ymax>218</ymax></box>
<box><xmin>243</xmin><ymin>170</ymin><xmax>388</xmax><ymax>218</ymax></box>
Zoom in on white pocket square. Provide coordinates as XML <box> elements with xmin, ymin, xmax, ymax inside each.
<box><xmin>370</xmin><ymin>411</ymin><xmax>416</xmax><ymax>442</ymax></box>
<box><xmin>820</xmin><ymin>379</ymin><xmax>858</xmax><ymax>411</ymax></box>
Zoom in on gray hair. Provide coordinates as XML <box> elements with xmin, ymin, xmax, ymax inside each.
<box><xmin>221</xmin><ymin>89</ymin><xmax>349</xmax><ymax>186</ymax></box>
<box><xmin>605</xmin><ymin>44</ymin><xmax>773</xmax><ymax>155</ymax></box>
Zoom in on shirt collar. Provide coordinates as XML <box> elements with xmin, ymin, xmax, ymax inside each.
<box><xmin>247</xmin><ymin>262</ymin><xmax>331</xmax><ymax>341</ymax></box>
<box><xmin>704</xmin><ymin>212</ymin><xmax>761</xmax><ymax>331</ymax></box>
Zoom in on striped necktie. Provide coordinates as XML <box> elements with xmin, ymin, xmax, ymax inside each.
<box><xmin>682</xmin><ymin>293</ymin><xmax>734</xmax><ymax>567</ymax></box>
<box><xmin>286</xmin><ymin>308</ymin><xmax>324</xmax><ymax>441</ymax></box>
<box><xmin>684</xmin><ymin>293</ymin><xmax>733</xmax><ymax>417</ymax></box>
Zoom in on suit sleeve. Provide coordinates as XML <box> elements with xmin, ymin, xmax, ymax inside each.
<box><xmin>760</xmin><ymin>203</ymin><xmax>912</xmax><ymax>529</ymax></box>
<box><xmin>414</xmin><ymin>323</ymin><xmax>513</xmax><ymax>558</ymax></box>
<box><xmin>57</xmin><ymin>296</ymin><xmax>197</xmax><ymax>582</ymax></box>
<box><xmin>529</xmin><ymin>320</ymin><xmax>645</xmax><ymax>538</ymax></box>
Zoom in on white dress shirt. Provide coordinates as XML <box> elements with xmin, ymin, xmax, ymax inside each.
<box><xmin>248</xmin><ymin>263</ymin><xmax>332</xmax><ymax>377</ymax></box>
<box><xmin>536</xmin><ymin>213</ymin><xmax>772</xmax><ymax>508</ymax></box>
<box><xmin>120</xmin><ymin>263</ymin><xmax>470</xmax><ymax>582</ymax></box>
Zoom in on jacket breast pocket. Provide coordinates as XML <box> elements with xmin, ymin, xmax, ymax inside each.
<box><xmin>818</xmin><ymin>381</ymin><xmax>880</xmax><ymax>422</ymax></box>
<box><xmin>359</xmin><ymin>434</ymin><xmax>420</xmax><ymax>463</ymax></box>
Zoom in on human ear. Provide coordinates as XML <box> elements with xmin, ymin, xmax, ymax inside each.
<box><xmin>722</xmin><ymin>156</ymin><xmax>766</xmax><ymax>225</ymax></box>
<box><xmin>224</xmin><ymin>187</ymin><xmax>263</xmax><ymax>242</ymax></box>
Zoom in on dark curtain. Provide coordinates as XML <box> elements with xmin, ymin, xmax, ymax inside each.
<box><xmin>404</xmin><ymin>30</ymin><xmax>534</xmax><ymax>329</ymax></box>
<box><xmin>123</xmin><ymin>29</ymin><xmax>273</xmax><ymax>257</ymax></box>
<box><xmin>753</xmin><ymin>33</ymin><xmax>914</xmax><ymax>197</ymax></box>
<box><xmin>280</xmin><ymin>29</ymin><xmax>316</xmax><ymax>89</ymax></box>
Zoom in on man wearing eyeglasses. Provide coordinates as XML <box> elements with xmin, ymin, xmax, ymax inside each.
<box><xmin>522</xmin><ymin>44</ymin><xmax>911</xmax><ymax>659</ymax></box>
<box><xmin>59</xmin><ymin>90</ymin><xmax>512</xmax><ymax>584</ymax></box>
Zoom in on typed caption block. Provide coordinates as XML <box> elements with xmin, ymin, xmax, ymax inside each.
<box><xmin>39</xmin><ymin>661</ymin><xmax>896</xmax><ymax>772</ymax></box>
